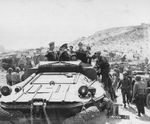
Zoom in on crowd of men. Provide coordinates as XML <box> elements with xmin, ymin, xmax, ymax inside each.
<box><xmin>4</xmin><ymin>41</ymin><xmax>148</xmax><ymax>118</ymax></box>
<box><xmin>45</xmin><ymin>41</ymin><xmax>93</xmax><ymax>63</ymax></box>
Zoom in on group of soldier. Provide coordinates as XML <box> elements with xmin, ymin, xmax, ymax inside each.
<box><xmin>45</xmin><ymin>41</ymin><xmax>92</xmax><ymax>63</ymax></box>
<box><xmin>4</xmin><ymin>41</ymin><xmax>148</xmax><ymax>117</ymax></box>
<box><xmin>111</xmin><ymin>64</ymin><xmax>147</xmax><ymax>117</ymax></box>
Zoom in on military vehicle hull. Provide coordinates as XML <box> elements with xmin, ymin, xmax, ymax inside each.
<box><xmin>0</xmin><ymin>61</ymin><xmax>112</xmax><ymax>124</ymax></box>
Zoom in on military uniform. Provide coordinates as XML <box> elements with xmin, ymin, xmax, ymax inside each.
<box><xmin>45</xmin><ymin>42</ymin><xmax>57</xmax><ymax>61</ymax></box>
<box><xmin>95</xmin><ymin>55</ymin><xmax>117</xmax><ymax>100</ymax></box>
<box><xmin>58</xmin><ymin>51</ymin><xmax>70</xmax><ymax>61</ymax></box>
<box><xmin>118</xmin><ymin>72</ymin><xmax>131</xmax><ymax>107</ymax></box>
<box><xmin>76</xmin><ymin>49</ymin><xmax>87</xmax><ymax>63</ymax></box>
<box><xmin>57</xmin><ymin>43</ymin><xmax>70</xmax><ymax>61</ymax></box>
<box><xmin>133</xmin><ymin>76</ymin><xmax>146</xmax><ymax>117</ymax></box>
<box><xmin>95</xmin><ymin>55</ymin><xmax>110</xmax><ymax>86</ymax></box>
<box><xmin>75</xmin><ymin>42</ymin><xmax>88</xmax><ymax>63</ymax></box>
<box><xmin>45</xmin><ymin>50</ymin><xmax>58</xmax><ymax>61</ymax></box>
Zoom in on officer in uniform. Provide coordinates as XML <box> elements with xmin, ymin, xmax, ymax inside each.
<box><xmin>45</xmin><ymin>42</ymin><xmax>58</xmax><ymax>61</ymax></box>
<box><xmin>76</xmin><ymin>42</ymin><xmax>87</xmax><ymax>63</ymax></box>
<box><xmin>133</xmin><ymin>76</ymin><xmax>146</xmax><ymax>117</ymax></box>
<box><xmin>94</xmin><ymin>51</ymin><xmax>117</xmax><ymax>101</ymax></box>
<box><xmin>57</xmin><ymin>43</ymin><xmax>70</xmax><ymax>61</ymax></box>
<box><xmin>117</xmin><ymin>71</ymin><xmax>132</xmax><ymax>107</ymax></box>
<box><xmin>94</xmin><ymin>51</ymin><xmax>110</xmax><ymax>88</ymax></box>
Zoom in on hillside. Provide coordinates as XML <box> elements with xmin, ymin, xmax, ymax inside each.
<box><xmin>69</xmin><ymin>23</ymin><xmax>150</xmax><ymax>58</ymax></box>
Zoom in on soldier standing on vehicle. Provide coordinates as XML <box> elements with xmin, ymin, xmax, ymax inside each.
<box><xmin>76</xmin><ymin>42</ymin><xmax>87</xmax><ymax>63</ymax></box>
<box><xmin>6</xmin><ymin>68</ymin><xmax>13</xmax><ymax>86</ymax></box>
<box><xmin>117</xmin><ymin>71</ymin><xmax>132</xmax><ymax>108</ymax></box>
<box><xmin>58</xmin><ymin>44</ymin><xmax>70</xmax><ymax>61</ymax></box>
<box><xmin>45</xmin><ymin>42</ymin><xmax>58</xmax><ymax>61</ymax></box>
<box><xmin>132</xmin><ymin>76</ymin><xmax>146</xmax><ymax>117</ymax></box>
<box><xmin>94</xmin><ymin>51</ymin><xmax>117</xmax><ymax>101</ymax></box>
<box><xmin>94</xmin><ymin>51</ymin><xmax>110</xmax><ymax>88</ymax></box>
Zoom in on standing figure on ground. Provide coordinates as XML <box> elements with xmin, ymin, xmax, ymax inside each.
<box><xmin>11</xmin><ymin>67</ymin><xmax>21</xmax><ymax>85</ymax></box>
<box><xmin>6</xmin><ymin>68</ymin><xmax>13</xmax><ymax>86</ymax></box>
<box><xmin>18</xmin><ymin>55</ymin><xmax>26</xmax><ymax>71</ymax></box>
<box><xmin>117</xmin><ymin>71</ymin><xmax>132</xmax><ymax>108</ymax></box>
<box><xmin>112</xmin><ymin>66</ymin><xmax>120</xmax><ymax>91</ymax></box>
<box><xmin>132</xmin><ymin>76</ymin><xmax>146</xmax><ymax>117</ymax></box>
<box><xmin>33</xmin><ymin>48</ymin><xmax>45</xmax><ymax>65</ymax></box>
<box><xmin>25</xmin><ymin>56</ymin><xmax>33</xmax><ymax>71</ymax></box>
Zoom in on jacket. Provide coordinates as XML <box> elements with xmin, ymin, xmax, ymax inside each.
<box><xmin>133</xmin><ymin>81</ymin><xmax>146</xmax><ymax>97</ymax></box>
<box><xmin>118</xmin><ymin>76</ymin><xmax>131</xmax><ymax>91</ymax></box>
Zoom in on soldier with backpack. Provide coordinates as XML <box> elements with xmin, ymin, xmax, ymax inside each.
<box><xmin>132</xmin><ymin>76</ymin><xmax>146</xmax><ymax>117</ymax></box>
<box><xmin>117</xmin><ymin>71</ymin><xmax>132</xmax><ymax>107</ymax></box>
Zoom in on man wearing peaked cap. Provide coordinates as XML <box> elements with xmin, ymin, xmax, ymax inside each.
<box><xmin>76</xmin><ymin>42</ymin><xmax>87</xmax><ymax>63</ymax></box>
<box><xmin>58</xmin><ymin>43</ymin><xmax>70</xmax><ymax>61</ymax></box>
<box><xmin>49</xmin><ymin>42</ymin><xmax>54</xmax><ymax>46</ymax></box>
<box><xmin>45</xmin><ymin>42</ymin><xmax>57</xmax><ymax>61</ymax></box>
<box><xmin>60</xmin><ymin>43</ymin><xmax>68</xmax><ymax>49</ymax></box>
<box><xmin>78</xmin><ymin>42</ymin><xmax>83</xmax><ymax>46</ymax></box>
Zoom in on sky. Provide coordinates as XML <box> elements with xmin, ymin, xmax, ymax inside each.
<box><xmin>0</xmin><ymin>0</ymin><xmax>150</xmax><ymax>50</ymax></box>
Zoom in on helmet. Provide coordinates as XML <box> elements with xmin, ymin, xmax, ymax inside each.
<box><xmin>135</xmin><ymin>76</ymin><xmax>141</xmax><ymax>81</ymax></box>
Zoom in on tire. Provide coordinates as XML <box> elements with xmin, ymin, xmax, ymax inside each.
<box><xmin>146</xmin><ymin>93</ymin><xmax>150</xmax><ymax>109</ymax></box>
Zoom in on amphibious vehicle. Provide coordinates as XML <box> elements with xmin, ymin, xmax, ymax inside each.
<box><xmin>0</xmin><ymin>61</ymin><xmax>112</xmax><ymax>124</ymax></box>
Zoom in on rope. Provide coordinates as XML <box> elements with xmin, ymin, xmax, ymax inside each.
<box><xmin>43</xmin><ymin>103</ymin><xmax>51</xmax><ymax>124</ymax></box>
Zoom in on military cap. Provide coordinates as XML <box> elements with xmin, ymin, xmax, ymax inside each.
<box><xmin>15</xmin><ymin>67</ymin><xmax>21</xmax><ymax>72</ymax></box>
<box><xmin>69</xmin><ymin>45</ymin><xmax>73</xmax><ymax>48</ymax></box>
<box><xmin>123</xmin><ymin>71</ymin><xmax>127</xmax><ymax>75</ymax></box>
<box><xmin>60</xmin><ymin>43</ymin><xmax>68</xmax><ymax>49</ymax></box>
<box><xmin>86</xmin><ymin>46</ymin><xmax>91</xmax><ymax>50</ymax></box>
<box><xmin>78</xmin><ymin>42</ymin><xmax>83</xmax><ymax>46</ymax></box>
<box><xmin>8</xmin><ymin>68</ymin><xmax>13</xmax><ymax>72</ymax></box>
<box><xmin>49</xmin><ymin>42</ymin><xmax>54</xmax><ymax>46</ymax></box>
<box><xmin>135</xmin><ymin>76</ymin><xmax>141</xmax><ymax>81</ymax></box>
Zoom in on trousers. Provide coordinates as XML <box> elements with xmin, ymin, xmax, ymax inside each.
<box><xmin>136</xmin><ymin>94</ymin><xmax>145</xmax><ymax>115</ymax></box>
<box><xmin>121</xmin><ymin>90</ymin><xmax>131</xmax><ymax>104</ymax></box>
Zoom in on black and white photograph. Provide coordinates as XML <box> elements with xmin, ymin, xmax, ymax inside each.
<box><xmin>0</xmin><ymin>0</ymin><xmax>150</xmax><ymax>124</ymax></box>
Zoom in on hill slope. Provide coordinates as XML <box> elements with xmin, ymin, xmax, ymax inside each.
<box><xmin>69</xmin><ymin>23</ymin><xmax>150</xmax><ymax>57</ymax></box>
